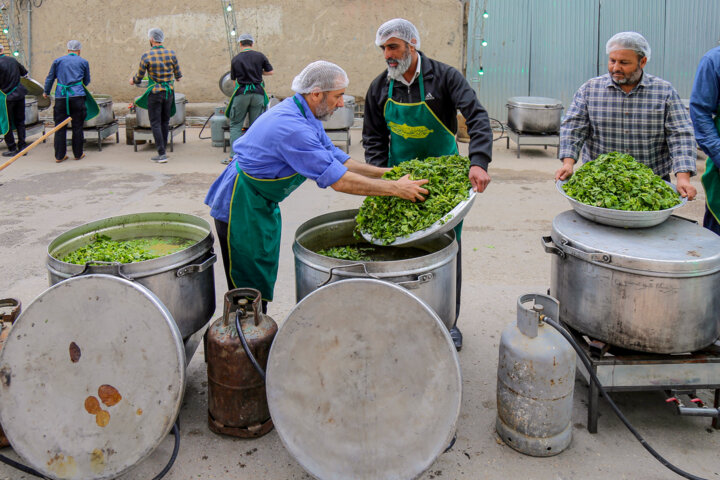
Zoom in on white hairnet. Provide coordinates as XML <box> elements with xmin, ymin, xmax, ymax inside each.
<box><xmin>606</xmin><ymin>32</ymin><xmax>651</xmax><ymax>61</ymax></box>
<box><xmin>238</xmin><ymin>33</ymin><xmax>254</xmax><ymax>43</ymax></box>
<box><xmin>66</xmin><ymin>40</ymin><xmax>81</xmax><ymax>51</ymax></box>
<box><xmin>148</xmin><ymin>28</ymin><xmax>165</xmax><ymax>43</ymax></box>
<box><xmin>291</xmin><ymin>61</ymin><xmax>349</xmax><ymax>94</ymax></box>
<box><xmin>375</xmin><ymin>18</ymin><xmax>421</xmax><ymax>50</ymax></box>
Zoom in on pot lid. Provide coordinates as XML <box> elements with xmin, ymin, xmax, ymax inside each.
<box><xmin>0</xmin><ymin>274</ymin><xmax>186</xmax><ymax>480</ymax></box>
<box><xmin>266</xmin><ymin>278</ymin><xmax>461</xmax><ymax>480</ymax></box>
<box><xmin>219</xmin><ymin>70</ymin><xmax>234</xmax><ymax>97</ymax></box>
<box><xmin>21</xmin><ymin>77</ymin><xmax>51</xmax><ymax>110</ymax></box>
<box><xmin>551</xmin><ymin>210</ymin><xmax>720</xmax><ymax>275</ymax></box>
<box><xmin>507</xmin><ymin>96</ymin><xmax>563</xmax><ymax>109</ymax></box>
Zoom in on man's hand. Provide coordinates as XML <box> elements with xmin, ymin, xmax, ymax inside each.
<box><xmin>675</xmin><ymin>172</ymin><xmax>697</xmax><ymax>200</ymax></box>
<box><xmin>42</xmin><ymin>93</ymin><xmax>48</xmax><ymax>99</ymax></box>
<box><xmin>555</xmin><ymin>158</ymin><xmax>576</xmax><ymax>181</ymax></box>
<box><xmin>469</xmin><ymin>165</ymin><xmax>491</xmax><ymax>192</ymax></box>
<box><xmin>129</xmin><ymin>77</ymin><xmax>135</xmax><ymax>86</ymax></box>
<box><xmin>395</xmin><ymin>174</ymin><xmax>429</xmax><ymax>202</ymax></box>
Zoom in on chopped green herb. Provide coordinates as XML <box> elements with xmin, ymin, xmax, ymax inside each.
<box><xmin>316</xmin><ymin>245</ymin><xmax>375</xmax><ymax>261</ymax></box>
<box><xmin>60</xmin><ymin>234</ymin><xmax>194</xmax><ymax>265</ymax></box>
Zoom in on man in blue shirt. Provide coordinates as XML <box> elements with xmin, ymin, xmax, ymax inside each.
<box><xmin>43</xmin><ymin>40</ymin><xmax>91</xmax><ymax>163</ymax></box>
<box><xmin>690</xmin><ymin>46</ymin><xmax>720</xmax><ymax>235</ymax></box>
<box><xmin>205</xmin><ymin>61</ymin><xmax>429</xmax><ymax>313</ymax></box>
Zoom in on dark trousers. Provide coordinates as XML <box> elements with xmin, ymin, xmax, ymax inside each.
<box><xmin>214</xmin><ymin>219</ymin><xmax>268</xmax><ymax>314</ymax></box>
<box><xmin>148</xmin><ymin>91</ymin><xmax>173</xmax><ymax>155</ymax></box>
<box><xmin>455</xmin><ymin>238</ymin><xmax>462</xmax><ymax>325</ymax></box>
<box><xmin>5</xmin><ymin>97</ymin><xmax>26</xmax><ymax>151</ymax></box>
<box><xmin>53</xmin><ymin>96</ymin><xmax>86</xmax><ymax>160</ymax></box>
<box><xmin>704</xmin><ymin>207</ymin><xmax>720</xmax><ymax>235</ymax></box>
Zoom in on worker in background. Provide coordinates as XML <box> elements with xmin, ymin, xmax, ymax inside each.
<box><xmin>0</xmin><ymin>44</ymin><xmax>28</xmax><ymax>157</ymax></box>
<box><xmin>205</xmin><ymin>61</ymin><xmax>429</xmax><ymax>313</ymax></box>
<box><xmin>689</xmin><ymin>45</ymin><xmax>720</xmax><ymax>235</ymax></box>
<box><xmin>362</xmin><ymin>18</ymin><xmax>493</xmax><ymax>351</ymax></box>
<box><xmin>223</xmin><ymin>33</ymin><xmax>273</xmax><ymax>164</ymax></box>
<box><xmin>43</xmin><ymin>40</ymin><xmax>98</xmax><ymax>163</ymax></box>
<box><xmin>130</xmin><ymin>28</ymin><xmax>182</xmax><ymax>164</ymax></box>
<box><xmin>556</xmin><ymin>32</ymin><xmax>696</xmax><ymax>201</ymax></box>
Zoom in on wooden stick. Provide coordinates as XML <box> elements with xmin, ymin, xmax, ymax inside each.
<box><xmin>0</xmin><ymin>117</ymin><xmax>73</xmax><ymax>172</ymax></box>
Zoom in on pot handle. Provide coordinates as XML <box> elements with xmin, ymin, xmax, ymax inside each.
<box><xmin>542</xmin><ymin>236</ymin><xmax>611</xmax><ymax>263</ymax></box>
<box><xmin>541</xmin><ymin>236</ymin><xmax>566</xmax><ymax>259</ymax></box>
<box><xmin>395</xmin><ymin>272</ymin><xmax>434</xmax><ymax>289</ymax></box>
<box><xmin>0</xmin><ymin>298</ymin><xmax>21</xmax><ymax>324</ymax></box>
<box><xmin>72</xmin><ymin>261</ymin><xmax>133</xmax><ymax>281</ymax></box>
<box><xmin>317</xmin><ymin>263</ymin><xmax>380</xmax><ymax>287</ymax></box>
<box><xmin>177</xmin><ymin>254</ymin><xmax>217</xmax><ymax>277</ymax></box>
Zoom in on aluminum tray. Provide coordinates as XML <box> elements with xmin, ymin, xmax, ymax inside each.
<box><xmin>556</xmin><ymin>179</ymin><xmax>687</xmax><ymax>228</ymax></box>
<box><xmin>361</xmin><ymin>188</ymin><xmax>476</xmax><ymax>246</ymax></box>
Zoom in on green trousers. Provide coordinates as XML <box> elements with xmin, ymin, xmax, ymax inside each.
<box><xmin>229</xmin><ymin>92</ymin><xmax>265</xmax><ymax>145</ymax></box>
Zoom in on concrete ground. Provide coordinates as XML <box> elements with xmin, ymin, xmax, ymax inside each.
<box><xmin>0</xmin><ymin>121</ymin><xmax>717</xmax><ymax>480</ymax></box>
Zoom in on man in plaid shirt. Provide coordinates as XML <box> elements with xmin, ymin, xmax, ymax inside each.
<box><xmin>556</xmin><ymin>32</ymin><xmax>697</xmax><ymax>200</ymax></box>
<box><xmin>130</xmin><ymin>28</ymin><xmax>182</xmax><ymax>163</ymax></box>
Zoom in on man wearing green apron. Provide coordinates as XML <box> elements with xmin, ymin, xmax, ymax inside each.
<box><xmin>363</xmin><ymin>19</ymin><xmax>493</xmax><ymax>351</ymax></box>
<box><xmin>206</xmin><ymin>61</ymin><xmax>430</xmax><ymax>314</ymax></box>
<box><xmin>43</xmin><ymin>40</ymin><xmax>98</xmax><ymax>163</ymax></box>
<box><xmin>130</xmin><ymin>28</ymin><xmax>182</xmax><ymax>163</ymax></box>
<box><xmin>0</xmin><ymin>44</ymin><xmax>28</xmax><ymax>157</ymax></box>
<box><xmin>223</xmin><ymin>33</ymin><xmax>273</xmax><ymax>164</ymax></box>
<box><xmin>690</xmin><ymin>45</ymin><xmax>720</xmax><ymax>235</ymax></box>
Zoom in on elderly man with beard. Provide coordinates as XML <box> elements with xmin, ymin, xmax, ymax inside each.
<box><xmin>556</xmin><ymin>32</ymin><xmax>696</xmax><ymax>200</ymax></box>
<box><xmin>205</xmin><ymin>61</ymin><xmax>429</xmax><ymax>313</ymax></box>
<box><xmin>363</xmin><ymin>18</ymin><xmax>493</xmax><ymax>351</ymax></box>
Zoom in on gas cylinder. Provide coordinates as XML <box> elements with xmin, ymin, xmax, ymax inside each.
<box><xmin>210</xmin><ymin>106</ymin><xmax>229</xmax><ymax>147</ymax></box>
<box><xmin>206</xmin><ymin>288</ymin><xmax>277</xmax><ymax>438</ymax></box>
<box><xmin>496</xmin><ymin>293</ymin><xmax>575</xmax><ymax>456</ymax></box>
<box><xmin>0</xmin><ymin>298</ymin><xmax>21</xmax><ymax>448</ymax></box>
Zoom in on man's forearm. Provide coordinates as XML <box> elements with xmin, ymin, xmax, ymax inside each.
<box><xmin>344</xmin><ymin>158</ymin><xmax>390</xmax><ymax>178</ymax></box>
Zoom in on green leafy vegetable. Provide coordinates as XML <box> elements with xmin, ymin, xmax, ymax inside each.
<box><xmin>61</xmin><ymin>235</ymin><xmax>194</xmax><ymax>265</ymax></box>
<box><xmin>356</xmin><ymin>155</ymin><xmax>472</xmax><ymax>245</ymax></box>
<box><xmin>316</xmin><ymin>245</ymin><xmax>374</xmax><ymax>261</ymax></box>
<box><xmin>562</xmin><ymin>152</ymin><xmax>681</xmax><ymax>211</ymax></box>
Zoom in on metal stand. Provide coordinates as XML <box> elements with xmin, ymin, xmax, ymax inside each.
<box><xmin>223</xmin><ymin>126</ymin><xmax>230</xmax><ymax>153</ymax></box>
<box><xmin>567</xmin><ymin>323</ymin><xmax>720</xmax><ymax>433</ymax></box>
<box><xmin>326</xmin><ymin>129</ymin><xmax>351</xmax><ymax>153</ymax></box>
<box><xmin>506</xmin><ymin>128</ymin><xmax>559</xmax><ymax>158</ymax></box>
<box><xmin>82</xmin><ymin>121</ymin><xmax>119</xmax><ymax>151</ymax></box>
<box><xmin>24</xmin><ymin>121</ymin><xmax>46</xmax><ymax>141</ymax></box>
<box><xmin>133</xmin><ymin>123</ymin><xmax>186</xmax><ymax>152</ymax></box>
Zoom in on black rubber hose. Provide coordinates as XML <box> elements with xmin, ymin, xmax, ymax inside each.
<box><xmin>543</xmin><ymin>316</ymin><xmax>709</xmax><ymax>480</ymax></box>
<box><xmin>489</xmin><ymin>116</ymin><xmax>506</xmax><ymax>142</ymax></box>
<box><xmin>236</xmin><ymin>309</ymin><xmax>266</xmax><ymax>381</ymax></box>
<box><xmin>151</xmin><ymin>421</ymin><xmax>181</xmax><ymax>480</ymax></box>
<box><xmin>198</xmin><ymin>115</ymin><xmax>212</xmax><ymax>139</ymax></box>
<box><xmin>0</xmin><ymin>452</ymin><xmax>45</xmax><ymax>478</ymax></box>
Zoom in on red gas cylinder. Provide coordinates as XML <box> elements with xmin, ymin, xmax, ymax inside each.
<box><xmin>206</xmin><ymin>288</ymin><xmax>276</xmax><ymax>438</ymax></box>
<box><xmin>0</xmin><ymin>298</ymin><xmax>21</xmax><ymax>448</ymax></box>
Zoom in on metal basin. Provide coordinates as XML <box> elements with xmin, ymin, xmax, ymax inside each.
<box><xmin>507</xmin><ymin>96</ymin><xmax>563</xmax><ymax>133</ymax></box>
<box><xmin>543</xmin><ymin>210</ymin><xmax>720</xmax><ymax>353</ymax></box>
<box><xmin>24</xmin><ymin>96</ymin><xmax>38</xmax><ymax>125</ymax></box>
<box><xmin>293</xmin><ymin>209</ymin><xmax>457</xmax><ymax>330</ymax></box>
<box><xmin>84</xmin><ymin>94</ymin><xmax>114</xmax><ymax>127</ymax></box>
<box><xmin>135</xmin><ymin>92</ymin><xmax>187</xmax><ymax>128</ymax></box>
<box><xmin>46</xmin><ymin>211</ymin><xmax>216</xmax><ymax>339</ymax></box>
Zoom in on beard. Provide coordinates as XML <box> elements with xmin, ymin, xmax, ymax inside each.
<box><xmin>314</xmin><ymin>93</ymin><xmax>334</xmax><ymax>121</ymax></box>
<box><xmin>612</xmin><ymin>66</ymin><xmax>643</xmax><ymax>86</ymax></box>
<box><xmin>386</xmin><ymin>48</ymin><xmax>413</xmax><ymax>81</ymax></box>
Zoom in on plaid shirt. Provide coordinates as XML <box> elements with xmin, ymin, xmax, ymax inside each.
<box><xmin>133</xmin><ymin>45</ymin><xmax>182</xmax><ymax>93</ymax></box>
<box><xmin>559</xmin><ymin>72</ymin><xmax>696</xmax><ymax>177</ymax></box>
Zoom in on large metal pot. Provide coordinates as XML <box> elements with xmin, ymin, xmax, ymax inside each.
<box><xmin>543</xmin><ymin>211</ymin><xmax>720</xmax><ymax>353</ymax></box>
<box><xmin>46</xmin><ymin>212</ymin><xmax>216</xmax><ymax>339</ymax></box>
<box><xmin>135</xmin><ymin>92</ymin><xmax>187</xmax><ymax>128</ymax></box>
<box><xmin>24</xmin><ymin>96</ymin><xmax>38</xmax><ymax>125</ymax></box>
<box><xmin>321</xmin><ymin>95</ymin><xmax>355</xmax><ymax>130</ymax></box>
<box><xmin>293</xmin><ymin>209</ymin><xmax>457</xmax><ymax>329</ymax></box>
<box><xmin>507</xmin><ymin>96</ymin><xmax>563</xmax><ymax>133</ymax></box>
<box><xmin>84</xmin><ymin>94</ymin><xmax>114</xmax><ymax>127</ymax></box>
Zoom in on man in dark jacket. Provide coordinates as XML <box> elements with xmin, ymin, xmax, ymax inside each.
<box><xmin>0</xmin><ymin>44</ymin><xmax>28</xmax><ymax>157</ymax></box>
<box><xmin>363</xmin><ymin>18</ymin><xmax>493</xmax><ymax>351</ymax></box>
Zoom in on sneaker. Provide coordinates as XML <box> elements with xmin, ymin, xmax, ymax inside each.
<box><xmin>449</xmin><ymin>325</ymin><xmax>463</xmax><ymax>351</ymax></box>
<box><xmin>74</xmin><ymin>153</ymin><xmax>85</xmax><ymax>160</ymax></box>
<box><xmin>56</xmin><ymin>155</ymin><xmax>68</xmax><ymax>163</ymax></box>
<box><xmin>151</xmin><ymin>154</ymin><xmax>168</xmax><ymax>163</ymax></box>
<box><xmin>2</xmin><ymin>150</ymin><xmax>18</xmax><ymax>157</ymax></box>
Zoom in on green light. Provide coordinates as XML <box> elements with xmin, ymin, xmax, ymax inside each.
<box><xmin>2</xmin><ymin>28</ymin><xmax>7</xmax><ymax>34</ymax></box>
<box><xmin>483</xmin><ymin>10</ymin><xmax>489</xmax><ymax>18</ymax></box>
<box><xmin>226</xmin><ymin>5</ymin><xmax>232</xmax><ymax>11</ymax></box>
<box><xmin>230</xmin><ymin>30</ymin><xmax>236</xmax><ymax>36</ymax></box>
<box><xmin>481</xmin><ymin>39</ymin><xmax>488</xmax><ymax>47</ymax></box>
<box><xmin>478</xmin><ymin>67</ymin><xmax>484</xmax><ymax>76</ymax></box>
<box><xmin>12</xmin><ymin>51</ymin><xmax>18</xmax><ymax>57</ymax></box>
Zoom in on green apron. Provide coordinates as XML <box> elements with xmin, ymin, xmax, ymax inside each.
<box><xmin>56</xmin><ymin>54</ymin><xmax>99</xmax><ymax>121</ymax></box>
<box><xmin>701</xmin><ymin>112</ymin><xmax>720</xmax><ymax>225</ymax></box>
<box><xmin>224</xmin><ymin>49</ymin><xmax>268</xmax><ymax>119</ymax></box>
<box><xmin>383</xmin><ymin>69</ymin><xmax>463</xmax><ymax>238</ymax></box>
<box><xmin>135</xmin><ymin>72</ymin><xmax>176</xmax><ymax>117</ymax></box>
<box><xmin>0</xmin><ymin>84</ymin><xmax>17</xmax><ymax>136</ymax></box>
<box><xmin>226</xmin><ymin>96</ymin><xmax>309</xmax><ymax>300</ymax></box>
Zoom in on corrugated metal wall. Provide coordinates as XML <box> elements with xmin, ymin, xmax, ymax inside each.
<box><xmin>467</xmin><ymin>0</ymin><xmax>720</xmax><ymax>121</ymax></box>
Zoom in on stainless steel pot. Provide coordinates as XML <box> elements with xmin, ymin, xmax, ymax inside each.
<box><xmin>84</xmin><ymin>94</ymin><xmax>114</xmax><ymax>127</ymax></box>
<box><xmin>543</xmin><ymin>211</ymin><xmax>720</xmax><ymax>353</ymax></box>
<box><xmin>46</xmin><ymin>212</ymin><xmax>216</xmax><ymax>339</ymax></box>
<box><xmin>135</xmin><ymin>92</ymin><xmax>187</xmax><ymax>128</ymax></box>
<box><xmin>24</xmin><ymin>96</ymin><xmax>38</xmax><ymax>125</ymax></box>
<box><xmin>293</xmin><ymin>209</ymin><xmax>458</xmax><ymax>329</ymax></box>
<box><xmin>321</xmin><ymin>95</ymin><xmax>355</xmax><ymax>130</ymax></box>
<box><xmin>507</xmin><ymin>96</ymin><xmax>563</xmax><ymax>133</ymax></box>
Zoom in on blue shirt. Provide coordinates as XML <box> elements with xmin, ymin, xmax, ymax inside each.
<box><xmin>560</xmin><ymin>72</ymin><xmax>696</xmax><ymax>178</ymax></box>
<box><xmin>43</xmin><ymin>53</ymin><xmax>90</xmax><ymax>97</ymax></box>
<box><xmin>690</xmin><ymin>45</ymin><xmax>720</xmax><ymax>168</ymax></box>
<box><xmin>205</xmin><ymin>94</ymin><xmax>349</xmax><ymax>222</ymax></box>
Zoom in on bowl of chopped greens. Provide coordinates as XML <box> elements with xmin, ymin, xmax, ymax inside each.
<box><xmin>556</xmin><ymin>152</ymin><xmax>686</xmax><ymax>228</ymax></box>
<box><xmin>356</xmin><ymin>155</ymin><xmax>476</xmax><ymax>246</ymax></box>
